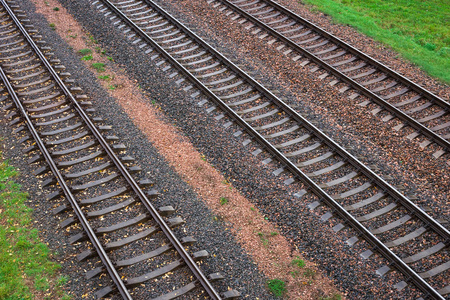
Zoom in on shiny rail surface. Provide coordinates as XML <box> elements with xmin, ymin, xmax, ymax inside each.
<box><xmin>91</xmin><ymin>0</ymin><xmax>449</xmax><ymax>298</ymax></box>
<box><xmin>207</xmin><ymin>0</ymin><xmax>450</xmax><ymax>159</ymax></box>
<box><xmin>0</xmin><ymin>1</ymin><xmax>240</xmax><ymax>299</ymax></box>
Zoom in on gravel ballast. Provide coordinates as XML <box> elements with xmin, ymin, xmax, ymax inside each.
<box><xmin>2</xmin><ymin>0</ymin><xmax>448</xmax><ymax>299</ymax></box>
<box><xmin>49</xmin><ymin>1</ymin><xmax>428</xmax><ymax>300</ymax></box>
<box><xmin>1</xmin><ymin>0</ymin><xmax>278</xmax><ymax>298</ymax></box>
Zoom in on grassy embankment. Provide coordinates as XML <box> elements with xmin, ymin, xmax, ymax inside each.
<box><xmin>0</xmin><ymin>159</ymin><xmax>70</xmax><ymax>299</ymax></box>
<box><xmin>301</xmin><ymin>0</ymin><xmax>450</xmax><ymax>84</ymax></box>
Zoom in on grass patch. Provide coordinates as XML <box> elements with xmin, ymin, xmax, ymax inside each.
<box><xmin>88</xmin><ymin>35</ymin><xmax>98</xmax><ymax>44</ymax></box>
<box><xmin>77</xmin><ymin>48</ymin><xmax>92</xmax><ymax>55</ymax></box>
<box><xmin>0</xmin><ymin>160</ymin><xmax>69</xmax><ymax>299</ymax></box>
<box><xmin>80</xmin><ymin>55</ymin><xmax>93</xmax><ymax>61</ymax></box>
<box><xmin>219</xmin><ymin>197</ymin><xmax>228</xmax><ymax>205</ymax></box>
<box><xmin>291</xmin><ymin>256</ymin><xmax>305</xmax><ymax>268</ymax></box>
<box><xmin>52</xmin><ymin>7</ymin><xmax>59</xmax><ymax>11</ymax></box>
<box><xmin>257</xmin><ymin>232</ymin><xmax>268</xmax><ymax>246</ymax></box>
<box><xmin>319</xmin><ymin>293</ymin><xmax>342</xmax><ymax>300</ymax></box>
<box><xmin>303</xmin><ymin>268</ymin><xmax>316</xmax><ymax>279</ymax></box>
<box><xmin>301</xmin><ymin>0</ymin><xmax>450</xmax><ymax>83</ymax></box>
<box><xmin>98</xmin><ymin>75</ymin><xmax>111</xmax><ymax>81</ymax></box>
<box><xmin>92</xmin><ymin>63</ymin><xmax>105</xmax><ymax>72</ymax></box>
<box><xmin>267</xmin><ymin>279</ymin><xmax>286</xmax><ymax>297</ymax></box>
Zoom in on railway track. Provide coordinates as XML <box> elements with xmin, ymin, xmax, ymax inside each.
<box><xmin>0</xmin><ymin>1</ymin><xmax>240</xmax><ymax>299</ymax></box>
<box><xmin>88</xmin><ymin>0</ymin><xmax>450</xmax><ymax>298</ymax></box>
<box><xmin>204</xmin><ymin>0</ymin><xmax>450</xmax><ymax>159</ymax></box>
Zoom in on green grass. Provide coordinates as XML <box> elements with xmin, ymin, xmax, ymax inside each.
<box><xmin>0</xmin><ymin>160</ymin><xmax>69</xmax><ymax>299</ymax></box>
<box><xmin>291</xmin><ymin>256</ymin><xmax>305</xmax><ymax>268</ymax></box>
<box><xmin>98</xmin><ymin>75</ymin><xmax>111</xmax><ymax>81</ymax></box>
<box><xmin>80</xmin><ymin>55</ymin><xmax>93</xmax><ymax>61</ymax></box>
<box><xmin>303</xmin><ymin>268</ymin><xmax>316</xmax><ymax>279</ymax></box>
<box><xmin>267</xmin><ymin>279</ymin><xmax>287</xmax><ymax>297</ymax></box>
<box><xmin>219</xmin><ymin>197</ymin><xmax>228</xmax><ymax>205</ymax></box>
<box><xmin>301</xmin><ymin>0</ymin><xmax>450</xmax><ymax>83</ymax></box>
<box><xmin>92</xmin><ymin>63</ymin><xmax>106</xmax><ymax>72</ymax></box>
<box><xmin>77</xmin><ymin>48</ymin><xmax>92</xmax><ymax>55</ymax></box>
<box><xmin>319</xmin><ymin>294</ymin><xmax>342</xmax><ymax>300</ymax></box>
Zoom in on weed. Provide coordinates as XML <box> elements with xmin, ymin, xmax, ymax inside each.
<box><xmin>78</xmin><ymin>48</ymin><xmax>92</xmax><ymax>55</ymax></box>
<box><xmin>219</xmin><ymin>197</ymin><xmax>228</xmax><ymax>205</ymax></box>
<box><xmin>267</xmin><ymin>279</ymin><xmax>286</xmax><ymax>297</ymax></box>
<box><xmin>151</xmin><ymin>100</ymin><xmax>156</xmax><ymax>105</ymax></box>
<box><xmin>68</xmin><ymin>34</ymin><xmax>77</xmax><ymax>39</ymax></box>
<box><xmin>107</xmin><ymin>56</ymin><xmax>114</xmax><ymax>61</ymax></box>
<box><xmin>98</xmin><ymin>75</ymin><xmax>111</xmax><ymax>81</ymax></box>
<box><xmin>49</xmin><ymin>23</ymin><xmax>56</xmax><ymax>30</ymax></box>
<box><xmin>290</xmin><ymin>270</ymin><xmax>300</xmax><ymax>278</ymax></box>
<box><xmin>200</xmin><ymin>154</ymin><xmax>206</xmax><ymax>161</ymax></box>
<box><xmin>319</xmin><ymin>293</ymin><xmax>342</xmax><ymax>300</ymax></box>
<box><xmin>304</xmin><ymin>268</ymin><xmax>316</xmax><ymax>279</ymax></box>
<box><xmin>108</xmin><ymin>85</ymin><xmax>116</xmax><ymax>90</ymax></box>
<box><xmin>88</xmin><ymin>35</ymin><xmax>98</xmax><ymax>44</ymax></box>
<box><xmin>44</xmin><ymin>1</ymin><xmax>49</xmax><ymax>6</ymax></box>
<box><xmin>92</xmin><ymin>63</ymin><xmax>105</xmax><ymax>72</ymax></box>
<box><xmin>257</xmin><ymin>232</ymin><xmax>269</xmax><ymax>246</ymax></box>
<box><xmin>81</xmin><ymin>55</ymin><xmax>93</xmax><ymax>61</ymax></box>
<box><xmin>250</xmin><ymin>207</ymin><xmax>255</xmax><ymax>211</ymax></box>
<box><xmin>270</xmin><ymin>232</ymin><xmax>278</xmax><ymax>236</ymax></box>
<box><xmin>53</xmin><ymin>7</ymin><xmax>59</xmax><ymax>11</ymax></box>
<box><xmin>95</xmin><ymin>46</ymin><xmax>101</xmax><ymax>53</ymax></box>
<box><xmin>291</xmin><ymin>256</ymin><xmax>305</xmax><ymax>268</ymax></box>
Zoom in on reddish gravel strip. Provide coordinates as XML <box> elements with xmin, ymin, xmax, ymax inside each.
<box><xmin>30</xmin><ymin>0</ymin><xmax>344</xmax><ymax>298</ymax></box>
<box><xmin>152</xmin><ymin>0</ymin><xmax>449</xmax><ymax>223</ymax></box>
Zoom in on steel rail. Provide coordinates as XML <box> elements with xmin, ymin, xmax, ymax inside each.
<box><xmin>0</xmin><ymin>5</ymin><xmax>132</xmax><ymax>299</ymax></box>
<box><xmin>0</xmin><ymin>1</ymin><xmax>221</xmax><ymax>299</ymax></box>
<box><xmin>210</xmin><ymin>0</ymin><xmax>450</xmax><ymax>153</ymax></box>
<box><xmin>97</xmin><ymin>0</ymin><xmax>447</xmax><ymax>298</ymax></box>
<box><xmin>133</xmin><ymin>0</ymin><xmax>449</xmax><ymax>241</ymax></box>
<box><xmin>0</xmin><ymin>71</ymin><xmax>133</xmax><ymax>300</ymax></box>
<box><xmin>261</xmin><ymin>0</ymin><xmax>449</xmax><ymax>108</ymax></box>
